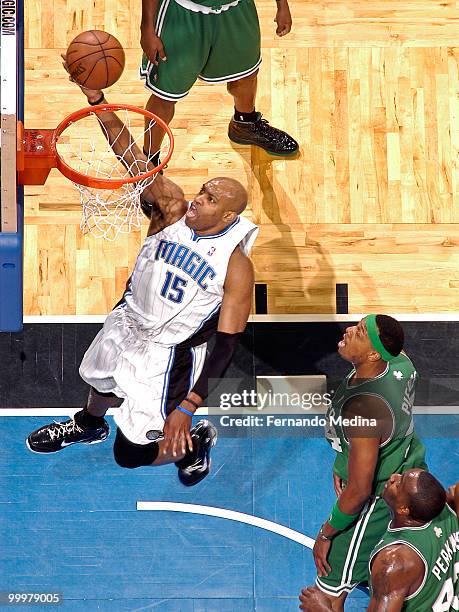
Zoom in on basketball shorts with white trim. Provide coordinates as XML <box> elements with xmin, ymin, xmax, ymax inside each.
<box><xmin>316</xmin><ymin>496</ymin><xmax>391</xmax><ymax>597</ymax></box>
<box><xmin>79</xmin><ymin>306</ymin><xmax>207</xmax><ymax>444</ymax></box>
<box><xmin>140</xmin><ymin>0</ymin><xmax>261</xmax><ymax>101</ymax></box>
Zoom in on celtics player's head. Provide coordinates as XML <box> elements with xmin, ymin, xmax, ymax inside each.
<box><xmin>187</xmin><ymin>177</ymin><xmax>248</xmax><ymax>233</ymax></box>
<box><xmin>383</xmin><ymin>469</ymin><xmax>446</xmax><ymax>523</ymax></box>
<box><xmin>338</xmin><ymin>314</ymin><xmax>404</xmax><ymax>365</ymax></box>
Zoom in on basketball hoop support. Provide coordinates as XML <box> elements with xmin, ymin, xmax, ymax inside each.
<box><xmin>17</xmin><ymin>123</ymin><xmax>57</xmax><ymax>186</ymax></box>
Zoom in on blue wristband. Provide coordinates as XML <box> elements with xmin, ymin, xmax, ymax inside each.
<box><xmin>176</xmin><ymin>405</ymin><xmax>193</xmax><ymax>417</ymax></box>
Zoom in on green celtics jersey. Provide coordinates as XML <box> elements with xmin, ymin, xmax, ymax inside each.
<box><xmin>325</xmin><ymin>353</ymin><xmax>426</xmax><ymax>495</ymax></box>
<box><xmin>369</xmin><ymin>504</ymin><xmax>459</xmax><ymax>611</ymax></box>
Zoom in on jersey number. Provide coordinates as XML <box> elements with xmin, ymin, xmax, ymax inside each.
<box><xmin>432</xmin><ymin>562</ymin><xmax>459</xmax><ymax>611</ymax></box>
<box><xmin>161</xmin><ymin>271</ymin><xmax>188</xmax><ymax>303</ymax></box>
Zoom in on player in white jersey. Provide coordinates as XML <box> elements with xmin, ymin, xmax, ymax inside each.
<box><xmin>26</xmin><ymin>72</ymin><xmax>258</xmax><ymax>487</ymax></box>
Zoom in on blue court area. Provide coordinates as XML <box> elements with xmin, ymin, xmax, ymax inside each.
<box><xmin>1</xmin><ymin>416</ymin><xmax>457</xmax><ymax>611</ymax></box>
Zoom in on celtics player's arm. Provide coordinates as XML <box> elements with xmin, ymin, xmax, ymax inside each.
<box><xmin>321</xmin><ymin>396</ymin><xmax>387</xmax><ymax>535</ymax></box>
<box><xmin>184</xmin><ymin>247</ymin><xmax>254</xmax><ymax>410</ymax></box>
<box><xmin>140</xmin><ymin>0</ymin><xmax>166</xmax><ymax>64</ymax></box>
<box><xmin>367</xmin><ymin>545</ymin><xmax>424</xmax><ymax>611</ymax></box>
<box><xmin>337</xmin><ymin>394</ymin><xmax>393</xmax><ymax>510</ymax></box>
<box><xmin>275</xmin><ymin>0</ymin><xmax>292</xmax><ymax>37</ymax></box>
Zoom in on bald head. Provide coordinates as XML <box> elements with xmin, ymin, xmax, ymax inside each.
<box><xmin>208</xmin><ymin>177</ymin><xmax>248</xmax><ymax>214</ymax></box>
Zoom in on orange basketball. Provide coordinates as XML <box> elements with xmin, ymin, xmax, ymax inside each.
<box><xmin>66</xmin><ymin>30</ymin><xmax>125</xmax><ymax>90</ymax></box>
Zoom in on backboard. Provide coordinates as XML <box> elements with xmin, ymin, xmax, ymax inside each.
<box><xmin>0</xmin><ymin>0</ymin><xmax>24</xmax><ymax>331</ymax></box>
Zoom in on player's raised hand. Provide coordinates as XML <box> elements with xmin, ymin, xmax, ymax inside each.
<box><xmin>140</xmin><ymin>29</ymin><xmax>167</xmax><ymax>66</ymax></box>
<box><xmin>60</xmin><ymin>54</ymin><xmax>104</xmax><ymax>104</ymax></box>
<box><xmin>274</xmin><ymin>0</ymin><xmax>292</xmax><ymax>37</ymax></box>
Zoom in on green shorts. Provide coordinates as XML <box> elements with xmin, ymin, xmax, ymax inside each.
<box><xmin>316</xmin><ymin>496</ymin><xmax>391</xmax><ymax>598</ymax></box>
<box><xmin>140</xmin><ymin>0</ymin><xmax>261</xmax><ymax>101</ymax></box>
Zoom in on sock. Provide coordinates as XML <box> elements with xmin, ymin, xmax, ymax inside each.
<box><xmin>74</xmin><ymin>407</ymin><xmax>105</xmax><ymax>429</ymax></box>
<box><xmin>234</xmin><ymin>108</ymin><xmax>258</xmax><ymax>123</ymax></box>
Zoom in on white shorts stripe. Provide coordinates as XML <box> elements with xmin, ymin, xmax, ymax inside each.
<box><xmin>198</xmin><ymin>57</ymin><xmax>262</xmax><ymax>83</ymax></box>
<box><xmin>344</xmin><ymin>497</ymin><xmax>378</xmax><ymax>585</ymax></box>
<box><xmin>316</xmin><ymin>497</ymin><xmax>378</xmax><ymax>596</ymax></box>
<box><xmin>160</xmin><ymin>347</ymin><xmax>176</xmax><ymax>419</ymax></box>
<box><xmin>141</xmin><ymin>79</ymin><xmax>190</xmax><ymax>101</ymax></box>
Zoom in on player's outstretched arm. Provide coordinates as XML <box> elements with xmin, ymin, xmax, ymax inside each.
<box><xmin>80</xmin><ymin>90</ymin><xmax>187</xmax><ymax>232</ymax></box>
<box><xmin>60</xmin><ymin>55</ymin><xmax>187</xmax><ymax>232</ymax></box>
<box><xmin>367</xmin><ymin>545</ymin><xmax>423</xmax><ymax>612</ymax></box>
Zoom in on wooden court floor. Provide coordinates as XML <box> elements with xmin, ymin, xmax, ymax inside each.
<box><xmin>23</xmin><ymin>0</ymin><xmax>459</xmax><ymax>314</ymax></box>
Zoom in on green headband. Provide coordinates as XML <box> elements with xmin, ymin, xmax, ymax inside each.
<box><xmin>364</xmin><ymin>314</ymin><xmax>395</xmax><ymax>362</ymax></box>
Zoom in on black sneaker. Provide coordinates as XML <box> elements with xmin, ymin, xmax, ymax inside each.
<box><xmin>26</xmin><ymin>418</ymin><xmax>109</xmax><ymax>453</ymax></box>
<box><xmin>177</xmin><ymin>420</ymin><xmax>218</xmax><ymax>487</ymax></box>
<box><xmin>228</xmin><ymin>112</ymin><xmax>298</xmax><ymax>156</ymax></box>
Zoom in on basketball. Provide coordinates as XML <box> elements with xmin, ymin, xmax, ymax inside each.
<box><xmin>66</xmin><ymin>30</ymin><xmax>125</xmax><ymax>90</ymax></box>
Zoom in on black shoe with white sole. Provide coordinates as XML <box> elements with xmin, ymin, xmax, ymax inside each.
<box><xmin>26</xmin><ymin>418</ymin><xmax>109</xmax><ymax>453</ymax></box>
<box><xmin>177</xmin><ymin>420</ymin><xmax>218</xmax><ymax>487</ymax></box>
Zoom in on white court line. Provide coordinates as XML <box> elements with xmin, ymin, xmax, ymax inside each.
<box><xmin>0</xmin><ymin>408</ymin><xmax>208</xmax><ymax>416</ymax></box>
<box><xmin>136</xmin><ymin>501</ymin><xmax>315</xmax><ymax>549</ymax></box>
<box><xmin>0</xmin><ymin>407</ymin><xmax>458</xmax><ymax>416</ymax></box>
<box><xmin>23</xmin><ymin>314</ymin><xmax>459</xmax><ymax>323</ymax></box>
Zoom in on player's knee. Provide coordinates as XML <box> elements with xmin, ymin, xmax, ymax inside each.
<box><xmin>146</xmin><ymin>93</ymin><xmax>176</xmax><ymax>114</ymax></box>
<box><xmin>113</xmin><ymin>428</ymin><xmax>159</xmax><ymax>469</ymax></box>
<box><xmin>227</xmin><ymin>70</ymin><xmax>258</xmax><ymax>92</ymax></box>
<box><xmin>113</xmin><ymin>446</ymin><xmax>141</xmax><ymax>469</ymax></box>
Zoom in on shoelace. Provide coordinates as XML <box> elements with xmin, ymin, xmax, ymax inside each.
<box><xmin>48</xmin><ymin>420</ymin><xmax>84</xmax><ymax>441</ymax></box>
<box><xmin>255</xmin><ymin>117</ymin><xmax>292</xmax><ymax>143</ymax></box>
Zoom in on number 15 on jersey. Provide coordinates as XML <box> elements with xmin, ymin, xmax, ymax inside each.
<box><xmin>160</xmin><ymin>271</ymin><xmax>188</xmax><ymax>304</ymax></box>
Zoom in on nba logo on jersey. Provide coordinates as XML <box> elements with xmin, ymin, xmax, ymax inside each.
<box><xmin>207</xmin><ymin>246</ymin><xmax>216</xmax><ymax>256</ymax></box>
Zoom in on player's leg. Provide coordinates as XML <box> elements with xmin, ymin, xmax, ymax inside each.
<box><xmin>200</xmin><ymin>0</ymin><xmax>298</xmax><ymax>155</ymax></box>
<box><xmin>112</xmin><ymin>423</ymin><xmax>215</xmax><ymax>468</ymax></box>
<box><xmin>26</xmin><ymin>307</ymin><xmax>133</xmax><ymax>454</ymax></box>
<box><xmin>112</xmin><ymin>343</ymin><xmax>217</xmax><ymax>486</ymax></box>
<box><xmin>140</xmin><ymin>0</ymin><xmax>211</xmax><ymax>157</ymax></box>
<box><xmin>144</xmin><ymin>94</ymin><xmax>175</xmax><ymax>159</ymax></box>
<box><xmin>227</xmin><ymin>71</ymin><xmax>258</xmax><ymax>114</ymax></box>
<box><xmin>26</xmin><ymin>387</ymin><xmax>121</xmax><ymax>453</ymax></box>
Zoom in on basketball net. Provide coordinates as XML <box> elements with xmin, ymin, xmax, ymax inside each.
<box><xmin>17</xmin><ymin>105</ymin><xmax>174</xmax><ymax>241</ymax></box>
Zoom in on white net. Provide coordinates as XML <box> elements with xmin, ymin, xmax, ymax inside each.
<box><xmin>55</xmin><ymin>107</ymin><xmax>170</xmax><ymax>241</ymax></box>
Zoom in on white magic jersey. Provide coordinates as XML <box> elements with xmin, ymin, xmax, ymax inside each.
<box><xmin>79</xmin><ymin>211</ymin><xmax>258</xmax><ymax>443</ymax></box>
<box><xmin>122</xmin><ymin>211</ymin><xmax>258</xmax><ymax>346</ymax></box>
